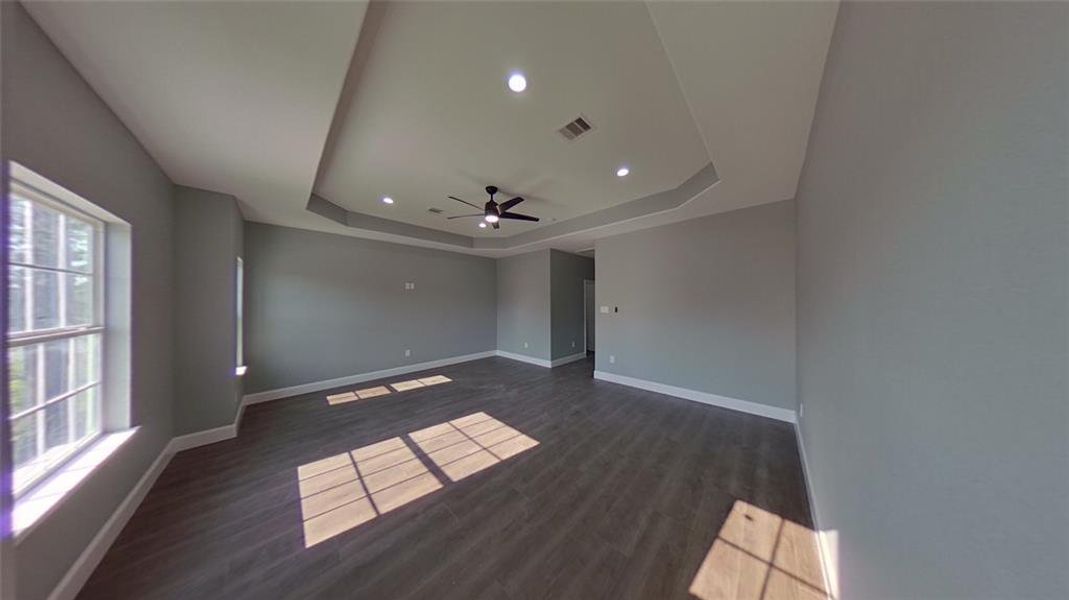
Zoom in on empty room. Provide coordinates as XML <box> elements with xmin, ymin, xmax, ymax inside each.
<box><xmin>1</xmin><ymin>1</ymin><xmax>1066</xmax><ymax>599</ymax></box>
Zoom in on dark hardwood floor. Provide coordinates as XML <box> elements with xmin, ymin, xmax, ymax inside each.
<box><xmin>78</xmin><ymin>357</ymin><xmax>818</xmax><ymax>599</ymax></box>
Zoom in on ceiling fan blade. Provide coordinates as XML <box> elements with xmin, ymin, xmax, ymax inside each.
<box><xmin>499</xmin><ymin>212</ymin><xmax>540</xmax><ymax>222</ymax></box>
<box><xmin>446</xmin><ymin>214</ymin><xmax>483</xmax><ymax>220</ymax></box>
<box><xmin>448</xmin><ymin>195</ymin><xmax>482</xmax><ymax>210</ymax></box>
<box><xmin>499</xmin><ymin>196</ymin><xmax>524</xmax><ymax>212</ymax></box>
<box><xmin>492</xmin><ymin>221</ymin><xmax>500</xmax><ymax>230</ymax></box>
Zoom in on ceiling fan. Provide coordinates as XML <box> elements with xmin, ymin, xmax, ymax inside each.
<box><xmin>447</xmin><ymin>185</ymin><xmax>540</xmax><ymax>230</ymax></box>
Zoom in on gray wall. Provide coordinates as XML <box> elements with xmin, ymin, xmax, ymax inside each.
<box><xmin>496</xmin><ymin>250</ymin><xmax>551</xmax><ymax>360</ymax></box>
<box><xmin>244</xmin><ymin>223</ymin><xmax>496</xmax><ymax>393</ymax></box>
<box><xmin>550</xmin><ymin>250</ymin><xmax>594</xmax><ymax>360</ymax></box>
<box><xmin>796</xmin><ymin>2</ymin><xmax>1068</xmax><ymax>598</ymax></box>
<box><xmin>173</xmin><ymin>186</ymin><xmax>243</xmax><ymax>435</ymax></box>
<box><xmin>595</xmin><ymin>200</ymin><xmax>796</xmax><ymax>411</ymax></box>
<box><xmin>2</xmin><ymin>4</ymin><xmax>175</xmax><ymax>598</ymax></box>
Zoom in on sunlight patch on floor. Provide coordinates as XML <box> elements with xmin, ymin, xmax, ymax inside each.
<box><xmin>356</xmin><ymin>385</ymin><xmax>392</xmax><ymax>399</ymax></box>
<box><xmin>325</xmin><ymin>375</ymin><xmax>453</xmax><ymax>405</ymax></box>
<box><xmin>388</xmin><ymin>379</ymin><xmax>424</xmax><ymax>392</ymax></box>
<box><xmin>417</xmin><ymin>375</ymin><xmax>452</xmax><ymax>386</ymax></box>
<box><xmin>298</xmin><ymin>437</ymin><xmax>441</xmax><ymax>548</ymax></box>
<box><xmin>690</xmin><ymin>500</ymin><xmax>829</xmax><ymax>600</ymax></box>
<box><xmin>296</xmin><ymin>411</ymin><xmax>536</xmax><ymax>547</ymax></box>
<box><xmin>411</xmin><ymin>412</ymin><xmax>540</xmax><ymax>482</ymax></box>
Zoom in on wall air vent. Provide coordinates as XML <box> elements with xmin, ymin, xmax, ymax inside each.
<box><xmin>427</xmin><ymin>207</ymin><xmax>444</xmax><ymax>214</ymax></box>
<box><xmin>557</xmin><ymin>115</ymin><xmax>594</xmax><ymax>141</ymax></box>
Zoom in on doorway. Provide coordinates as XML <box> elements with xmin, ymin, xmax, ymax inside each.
<box><xmin>583</xmin><ymin>279</ymin><xmax>595</xmax><ymax>353</ymax></box>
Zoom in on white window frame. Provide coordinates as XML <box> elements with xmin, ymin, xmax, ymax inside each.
<box><xmin>8</xmin><ymin>180</ymin><xmax>106</xmax><ymax>498</ymax></box>
<box><xmin>235</xmin><ymin>256</ymin><xmax>245</xmax><ymax>376</ymax></box>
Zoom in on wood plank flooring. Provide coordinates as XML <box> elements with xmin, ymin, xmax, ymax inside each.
<box><xmin>77</xmin><ymin>357</ymin><xmax>819</xmax><ymax>599</ymax></box>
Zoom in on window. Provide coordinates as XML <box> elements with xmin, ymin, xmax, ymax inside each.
<box><xmin>235</xmin><ymin>256</ymin><xmax>245</xmax><ymax>376</ymax></box>
<box><xmin>8</xmin><ymin>180</ymin><xmax>104</xmax><ymax>496</ymax></box>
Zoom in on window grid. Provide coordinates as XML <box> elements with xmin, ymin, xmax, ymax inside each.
<box><xmin>8</xmin><ymin>181</ymin><xmax>106</xmax><ymax>497</ymax></box>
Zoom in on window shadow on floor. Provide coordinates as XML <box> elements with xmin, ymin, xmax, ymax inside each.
<box><xmin>689</xmin><ymin>500</ymin><xmax>831</xmax><ymax>600</ymax></box>
<box><xmin>325</xmin><ymin>375</ymin><xmax>453</xmax><ymax>406</ymax></box>
<box><xmin>297</xmin><ymin>411</ymin><xmax>538</xmax><ymax>547</ymax></box>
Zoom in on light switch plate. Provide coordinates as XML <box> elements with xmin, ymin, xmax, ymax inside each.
<box><xmin>599</xmin><ymin>306</ymin><xmax>610</xmax><ymax>314</ymax></box>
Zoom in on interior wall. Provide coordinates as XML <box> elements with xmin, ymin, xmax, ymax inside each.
<box><xmin>595</xmin><ymin>199</ymin><xmax>796</xmax><ymax>411</ymax></box>
<box><xmin>796</xmin><ymin>2</ymin><xmax>1068</xmax><ymax>598</ymax></box>
<box><xmin>496</xmin><ymin>250</ymin><xmax>551</xmax><ymax>361</ymax></box>
<box><xmin>1</xmin><ymin>4</ymin><xmax>176</xmax><ymax>598</ymax></box>
<box><xmin>173</xmin><ymin>186</ymin><xmax>243</xmax><ymax>436</ymax></box>
<box><xmin>244</xmin><ymin>222</ymin><xmax>496</xmax><ymax>393</ymax></box>
<box><xmin>549</xmin><ymin>250</ymin><xmax>594</xmax><ymax>360</ymax></box>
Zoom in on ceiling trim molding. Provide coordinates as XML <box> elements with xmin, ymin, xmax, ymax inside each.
<box><xmin>307</xmin><ymin>194</ymin><xmax>474</xmax><ymax>248</ymax></box>
<box><xmin>307</xmin><ymin>161</ymin><xmax>718</xmax><ymax>251</ymax></box>
<box><xmin>474</xmin><ymin>161</ymin><xmax>718</xmax><ymax>250</ymax></box>
<box><xmin>312</xmin><ymin>0</ymin><xmax>389</xmax><ymax>188</ymax></box>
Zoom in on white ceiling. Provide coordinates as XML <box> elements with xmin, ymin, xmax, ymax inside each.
<box><xmin>316</xmin><ymin>1</ymin><xmax>708</xmax><ymax>237</ymax></box>
<box><xmin>22</xmin><ymin>0</ymin><xmax>368</xmax><ymax>226</ymax></box>
<box><xmin>647</xmin><ymin>0</ymin><xmax>840</xmax><ymax>208</ymax></box>
<box><xmin>24</xmin><ymin>0</ymin><xmax>839</xmax><ymax>257</ymax></box>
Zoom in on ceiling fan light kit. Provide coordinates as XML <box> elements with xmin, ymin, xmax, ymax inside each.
<box><xmin>447</xmin><ymin>184</ymin><xmax>540</xmax><ymax>230</ymax></box>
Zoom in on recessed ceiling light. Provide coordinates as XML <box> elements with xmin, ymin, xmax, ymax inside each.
<box><xmin>507</xmin><ymin>72</ymin><xmax>527</xmax><ymax>93</ymax></box>
<box><xmin>478</xmin><ymin>222</ymin><xmax>487</xmax><ymax>229</ymax></box>
<box><xmin>381</xmin><ymin>196</ymin><xmax>394</xmax><ymax>204</ymax></box>
<box><xmin>616</xmin><ymin>166</ymin><xmax>630</xmax><ymax>178</ymax></box>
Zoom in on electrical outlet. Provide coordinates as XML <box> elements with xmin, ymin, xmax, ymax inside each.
<box><xmin>404</xmin><ymin>349</ymin><xmax>411</xmax><ymax>357</ymax></box>
<box><xmin>523</xmin><ymin>342</ymin><xmax>529</xmax><ymax>349</ymax></box>
<box><xmin>404</xmin><ymin>282</ymin><xmax>415</xmax><ymax>290</ymax></box>
<box><xmin>609</xmin><ymin>355</ymin><xmax>615</xmax><ymax>364</ymax></box>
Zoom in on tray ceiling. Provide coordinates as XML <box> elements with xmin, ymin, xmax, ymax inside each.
<box><xmin>314</xmin><ymin>1</ymin><xmax>708</xmax><ymax>238</ymax></box>
<box><xmin>24</xmin><ymin>0</ymin><xmax>839</xmax><ymax>256</ymax></box>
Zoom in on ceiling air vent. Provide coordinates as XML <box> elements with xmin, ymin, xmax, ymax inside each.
<box><xmin>427</xmin><ymin>207</ymin><xmax>444</xmax><ymax>214</ymax></box>
<box><xmin>557</xmin><ymin>115</ymin><xmax>594</xmax><ymax>141</ymax></box>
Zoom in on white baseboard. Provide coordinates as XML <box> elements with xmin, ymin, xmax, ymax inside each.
<box><xmin>494</xmin><ymin>350</ymin><xmax>552</xmax><ymax>368</ymax></box>
<box><xmin>47</xmin><ymin>441</ymin><xmax>176</xmax><ymax>600</ymax></box>
<box><xmin>794</xmin><ymin>420</ymin><xmax>838</xmax><ymax>599</ymax></box>
<box><xmin>495</xmin><ymin>350</ymin><xmax>588</xmax><ymax>368</ymax></box>
<box><xmin>550</xmin><ymin>352</ymin><xmax>588</xmax><ymax>367</ymax></box>
<box><xmin>48</xmin><ymin>347</ymin><xmax>589</xmax><ymax>600</ymax></box>
<box><xmin>170</xmin><ymin>423</ymin><xmax>237</xmax><ymax>453</ymax></box>
<box><xmin>592</xmin><ymin>370</ymin><xmax>797</xmax><ymax>424</ymax></box>
<box><xmin>48</xmin><ymin>350</ymin><xmax>513</xmax><ymax>600</ymax></box>
<box><xmin>233</xmin><ymin>396</ymin><xmax>247</xmax><ymax>431</ymax></box>
<box><xmin>242</xmin><ymin>350</ymin><xmax>497</xmax><ymax>405</ymax></box>
<box><xmin>49</xmin><ymin>419</ymin><xmax>246</xmax><ymax>599</ymax></box>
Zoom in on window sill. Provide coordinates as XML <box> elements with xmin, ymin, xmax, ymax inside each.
<box><xmin>13</xmin><ymin>428</ymin><xmax>138</xmax><ymax>543</ymax></box>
